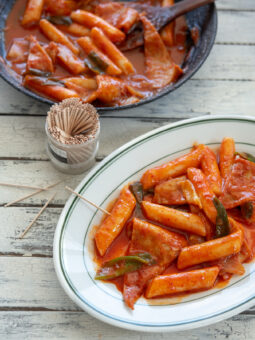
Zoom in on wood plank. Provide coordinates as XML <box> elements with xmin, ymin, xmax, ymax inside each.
<box><xmin>0</xmin><ymin>78</ymin><xmax>254</xmax><ymax>118</ymax></box>
<box><xmin>216</xmin><ymin>11</ymin><xmax>255</xmax><ymax>45</ymax></box>
<box><xmin>0</xmin><ymin>207</ymin><xmax>60</xmax><ymax>256</ymax></box>
<box><xmin>0</xmin><ymin>116</ymin><xmax>166</xmax><ymax>160</ymax></box>
<box><xmin>0</xmin><ymin>162</ymin><xmax>87</xmax><ymax>206</ymax></box>
<box><xmin>0</xmin><ymin>312</ymin><xmax>255</xmax><ymax>340</ymax></box>
<box><xmin>217</xmin><ymin>0</ymin><xmax>255</xmax><ymax>11</ymax></box>
<box><xmin>0</xmin><ymin>79</ymin><xmax>49</xmax><ymax>115</ymax></box>
<box><xmin>195</xmin><ymin>45</ymin><xmax>255</xmax><ymax>80</ymax></box>
<box><xmin>0</xmin><ymin>257</ymin><xmax>79</xmax><ymax>310</ymax></box>
<box><xmin>0</xmin><ymin>160</ymin><xmax>84</xmax><ymax>206</ymax></box>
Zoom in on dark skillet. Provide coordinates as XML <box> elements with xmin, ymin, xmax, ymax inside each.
<box><xmin>0</xmin><ymin>0</ymin><xmax>217</xmax><ymax>112</ymax></box>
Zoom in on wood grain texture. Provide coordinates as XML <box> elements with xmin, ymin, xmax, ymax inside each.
<box><xmin>0</xmin><ymin>257</ymin><xmax>79</xmax><ymax>310</ymax></box>
<box><xmin>217</xmin><ymin>0</ymin><xmax>255</xmax><ymax>11</ymax></box>
<box><xmin>0</xmin><ymin>207</ymin><xmax>60</xmax><ymax>256</ymax></box>
<box><xmin>195</xmin><ymin>45</ymin><xmax>255</xmax><ymax>80</ymax></box>
<box><xmin>216</xmin><ymin>11</ymin><xmax>255</xmax><ymax>44</ymax></box>
<box><xmin>0</xmin><ymin>160</ymin><xmax>84</xmax><ymax>205</ymax></box>
<box><xmin>0</xmin><ymin>312</ymin><xmax>255</xmax><ymax>340</ymax></box>
<box><xmin>0</xmin><ymin>116</ymin><xmax>165</xmax><ymax>159</ymax></box>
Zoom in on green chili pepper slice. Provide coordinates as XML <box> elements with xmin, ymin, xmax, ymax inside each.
<box><xmin>26</xmin><ymin>68</ymin><xmax>52</xmax><ymax>77</ymax></box>
<box><xmin>235</xmin><ymin>152</ymin><xmax>255</xmax><ymax>163</ymax></box>
<box><xmin>85</xmin><ymin>52</ymin><xmax>108</xmax><ymax>75</ymax></box>
<box><xmin>84</xmin><ymin>59</ymin><xmax>102</xmax><ymax>75</ymax></box>
<box><xmin>95</xmin><ymin>253</ymin><xmax>154</xmax><ymax>281</ymax></box>
<box><xmin>241</xmin><ymin>201</ymin><xmax>253</xmax><ymax>220</ymax></box>
<box><xmin>130</xmin><ymin>182</ymin><xmax>144</xmax><ymax>204</ymax></box>
<box><xmin>43</xmin><ymin>79</ymin><xmax>65</xmax><ymax>87</ymax></box>
<box><xmin>46</xmin><ymin>15</ymin><xmax>72</xmax><ymax>26</ymax></box>
<box><xmin>105</xmin><ymin>253</ymin><xmax>153</xmax><ymax>266</ymax></box>
<box><xmin>89</xmin><ymin>52</ymin><xmax>108</xmax><ymax>72</ymax></box>
<box><xmin>213</xmin><ymin>197</ymin><xmax>230</xmax><ymax>238</ymax></box>
<box><xmin>27</xmin><ymin>75</ymin><xmax>65</xmax><ymax>87</ymax></box>
<box><xmin>95</xmin><ymin>262</ymin><xmax>142</xmax><ymax>280</ymax></box>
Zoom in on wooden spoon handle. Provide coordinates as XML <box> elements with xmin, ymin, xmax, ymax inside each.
<box><xmin>166</xmin><ymin>0</ymin><xmax>215</xmax><ymax>24</ymax></box>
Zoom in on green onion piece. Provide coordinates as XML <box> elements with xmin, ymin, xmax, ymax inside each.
<box><xmin>46</xmin><ymin>15</ymin><xmax>72</xmax><ymax>26</ymax></box>
<box><xmin>88</xmin><ymin>51</ymin><xmax>108</xmax><ymax>72</ymax></box>
<box><xmin>48</xmin><ymin>77</ymin><xmax>65</xmax><ymax>85</ymax></box>
<box><xmin>43</xmin><ymin>79</ymin><xmax>65</xmax><ymax>87</ymax></box>
<box><xmin>27</xmin><ymin>75</ymin><xmax>65</xmax><ymax>87</ymax></box>
<box><xmin>85</xmin><ymin>51</ymin><xmax>108</xmax><ymax>74</ymax></box>
<box><xmin>26</xmin><ymin>68</ymin><xmax>52</xmax><ymax>77</ymax></box>
<box><xmin>95</xmin><ymin>253</ymin><xmax>154</xmax><ymax>281</ymax></box>
<box><xmin>130</xmin><ymin>182</ymin><xmax>144</xmax><ymax>204</ymax></box>
<box><xmin>84</xmin><ymin>59</ymin><xmax>102</xmax><ymax>75</ymax></box>
<box><xmin>241</xmin><ymin>201</ymin><xmax>253</xmax><ymax>220</ymax></box>
<box><xmin>34</xmin><ymin>76</ymin><xmax>65</xmax><ymax>87</ymax></box>
<box><xmin>235</xmin><ymin>152</ymin><xmax>255</xmax><ymax>163</ymax></box>
<box><xmin>213</xmin><ymin>197</ymin><xmax>230</xmax><ymax>238</ymax></box>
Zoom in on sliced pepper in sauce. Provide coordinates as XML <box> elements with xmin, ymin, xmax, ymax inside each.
<box><xmin>235</xmin><ymin>152</ymin><xmax>255</xmax><ymax>164</ymax></box>
<box><xmin>86</xmin><ymin>51</ymin><xmax>108</xmax><ymax>74</ymax></box>
<box><xmin>95</xmin><ymin>253</ymin><xmax>154</xmax><ymax>280</ymax></box>
<box><xmin>129</xmin><ymin>182</ymin><xmax>144</xmax><ymax>204</ymax></box>
<box><xmin>40</xmin><ymin>76</ymin><xmax>65</xmax><ymax>86</ymax></box>
<box><xmin>46</xmin><ymin>15</ymin><xmax>73</xmax><ymax>26</ymax></box>
<box><xmin>213</xmin><ymin>197</ymin><xmax>230</xmax><ymax>238</ymax></box>
<box><xmin>25</xmin><ymin>68</ymin><xmax>52</xmax><ymax>77</ymax></box>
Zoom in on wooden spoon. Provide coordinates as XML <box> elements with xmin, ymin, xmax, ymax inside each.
<box><xmin>118</xmin><ymin>0</ymin><xmax>215</xmax><ymax>51</ymax></box>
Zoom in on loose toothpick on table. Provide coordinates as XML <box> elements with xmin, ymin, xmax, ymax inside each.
<box><xmin>4</xmin><ymin>180</ymin><xmax>62</xmax><ymax>207</ymax></box>
<box><xmin>19</xmin><ymin>192</ymin><xmax>56</xmax><ymax>239</ymax></box>
<box><xmin>0</xmin><ymin>182</ymin><xmax>46</xmax><ymax>191</ymax></box>
<box><xmin>65</xmin><ymin>186</ymin><xmax>111</xmax><ymax>216</ymax></box>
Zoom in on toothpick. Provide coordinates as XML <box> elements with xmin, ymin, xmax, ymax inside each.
<box><xmin>0</xmin><ymin>182</ymin><xmax>46</xmax><ymax>190</ymax></box>
<box><xmin>4</xmin><ymin>180</ymin><xmax>62</xmax><ymax>207</ymax></box>
<box><xmin>19</xmin><ymin>192</ymin><xmax>56</xmax><ymax>239</ymax></box>
<box><xmin>55</xmin><ymin>112</ymin><xmax>62</xmax><ymax>130</ymax></box>
<box><xmin>76</xmin><ymin>127</ymin><xmax>92</xmax><ymax>136</ymax></box>
<box><xmin>65</xmin><ymin>186</ymin><xmax>111</xmax><ymax>216</ymax></box>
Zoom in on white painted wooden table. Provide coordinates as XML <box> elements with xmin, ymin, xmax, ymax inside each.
<box><xmin>0</xmin><ymin>1</ymin><xmax>255</xmax><ymax>339</ymax></box>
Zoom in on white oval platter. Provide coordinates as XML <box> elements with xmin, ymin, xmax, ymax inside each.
<box><xmin>53</xmin><ymin>115</ymin><xmax>255</xmax><ymax>332</ymax></box>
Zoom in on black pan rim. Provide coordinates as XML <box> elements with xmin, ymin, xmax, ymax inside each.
<box><xmin>0</xmin><ymin>0</ymin><xmax>217</xmax><ymax>113</ymax></box>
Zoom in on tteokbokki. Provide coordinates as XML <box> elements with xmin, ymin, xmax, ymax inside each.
<box><xmin>5</xmin><ymin>0</ymin><xmax>195</xmax><ymax>107</ymax></box>
<box><xmin>93</xmin><ymin>138</ymin><xmax>255</xmax><ymax>309</ymax></box>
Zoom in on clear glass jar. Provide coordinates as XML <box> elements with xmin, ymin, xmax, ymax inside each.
<box><xmin>45</xmin><ymin>120</ymin><xmax>100</xmax><ymax>175</ymax></box>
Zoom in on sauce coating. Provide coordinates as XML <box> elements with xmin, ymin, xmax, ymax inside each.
<box><xmin>5</xmin><ymin>0</ymin><xmax>190</xmax><ymax>106</ymax></box>
<box><xmin>93</xmin><ymin>140</ymin><xmax>255</xmax><ymax>309</ymax></box>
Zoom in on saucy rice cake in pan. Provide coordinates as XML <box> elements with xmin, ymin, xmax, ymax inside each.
<box><xmin>1</xmin><ymin>0</ymin><xmax>217</xmax><ymax>109</ymax></box>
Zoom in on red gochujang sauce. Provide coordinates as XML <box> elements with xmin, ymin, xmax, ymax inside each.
<box><xmin>93</xmin><ymin>201</ymin><xmax>191</xmax><ymax>294</ymax></box>
<box><xmin>93</xmin><ymin>196</ymin><xmax>255</xmax><ymax>300</ymax></box>
<box><xmin>4</xmin><ymin>0</ymin><xmax>190</xmax><ymax>103</ymax></box>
